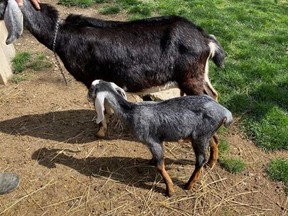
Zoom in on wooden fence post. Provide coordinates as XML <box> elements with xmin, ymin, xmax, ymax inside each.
<box><xmin>0</xmin><ymin>21</ymin><xmax>16</xmax><ymax>85</ymax></box>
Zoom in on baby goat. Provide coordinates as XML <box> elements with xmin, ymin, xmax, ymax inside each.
<box><xmin>88</xmin><ymin>80</ymin><xmax>233</xmax><ymax>196</ymax></box>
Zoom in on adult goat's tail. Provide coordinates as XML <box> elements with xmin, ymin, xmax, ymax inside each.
<box><xmin>208</xmin><ymin>34</ymin><xmax>225</xmax><ymax>68</ymax></box>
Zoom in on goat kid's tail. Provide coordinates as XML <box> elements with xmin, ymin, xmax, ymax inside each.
<box><xmin>208</xmin><ymin>34</ymin><xmax>225</xmax><ymax>68</ymax></box>
<box><xmin>223</xmin><ymin>110</ymin><xmax>233</xmax><ymax>128</ymax></box>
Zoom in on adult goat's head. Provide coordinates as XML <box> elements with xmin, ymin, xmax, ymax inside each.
<box><xmin>0</xmin><ymin>0</ymin><xmax>23</xmax><ymax>44</ymax></box>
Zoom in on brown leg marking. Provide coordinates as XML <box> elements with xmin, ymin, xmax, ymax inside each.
<box><xmin>156</xmin><ymin>161</ymin><xmax>175</xmax><ymax>197</ymax></box>
<box><xmin>185</xmin><ymin>136</ymin><xmax>208</xmax><ymax>190</ymax></box>
<box><xmin>207</xmin><ymin>135</ymin><xmax>219</xmax><ymax>169</ymax></box>
<box><xmin>185</xmin><ymin>167</ymin><xmax>203</xmax><ymax>190</ymax></box>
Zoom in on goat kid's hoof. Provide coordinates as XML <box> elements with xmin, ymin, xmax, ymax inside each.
<box><xmin>205</xmin><ymin>158</ymin><xmax>218</xmax><ymax>169</ymax></box>
<box><xmin>96</xmin><ymin>127</ymin><xmax>107</xmax><ymax>138</ymax></box>
<box><xmin>165</xmin><ymin>189</ymin><xmax>175</xmax><ymax>197</ymax></box>
<box><xmin>184</xmin><ymin>182</ymin><xmax>194</xmax><ymax>190</ymax></box>
<box><xmin>206</xmin><ymin>161</ymin><xmax>216</xmax><ymax>169</ymax></box>
<box><xmin>148</xmin><ymin>158</ymin><xmax>157</xmax><ymax>166</ymax></box>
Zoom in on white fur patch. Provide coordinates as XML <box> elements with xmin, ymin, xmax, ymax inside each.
<box><xmin>208</xmin><ymin>41</ymin><xmax>218</xmax><ymax>58</ymax></box>
<box><xmin>94</xmin><ymin>91</ymin><xmax>107</xmax><ymax>124</ymax></box>
<box><xmin>91</xmin><ymin>79</ymin><xmax>101</xmax><ymax>86</ymax></box>
<box><xmin>110</xmin><ymin>82</ymin><xmax>127</xmax><ymax>99</ymax></box>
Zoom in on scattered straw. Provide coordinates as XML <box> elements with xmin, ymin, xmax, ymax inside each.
<box><xmin>22</xmin><ymin>186</ymin><xmax>44</xmax><ymax>211</ymax></box>
<box><xmin>1</xmin><ymin>179</ymin><xmax>55</xmax><ymax>214</ymax></box>
<box><xmin>85</xmin><ymin>146</ymin><xmax>96</xmax><ymax>159</ymax></box>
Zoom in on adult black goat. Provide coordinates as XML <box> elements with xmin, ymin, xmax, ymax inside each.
<box><xmin>1</xmin><ymin>0</ymin><xmax>225</xmax><ymax>136</ymax></box>
<box><xmin>0</xmin><ymin>0</ymin><xmax>224</xmax><ymax>99</ymax></box>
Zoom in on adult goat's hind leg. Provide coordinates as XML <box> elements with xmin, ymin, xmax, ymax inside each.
<box><xmin>179</xmin><ymin>58</ymin><xmax>207</xmax><ymax>97</ymax></box>
<box><xmin>179</xmin><ymin>76</ymin><xmax>204</xmax><ymax>96</ymax></box>
<box><xmin>148</xmin><ymin>140</ymin><xmax>174</xmax><ymax>196</ymax></box>
<box><xmin>185</xmin><ymin>138</ymin><xmax>208</xmax><ymax>190</ymax></box>
<box><xmin>203</xmin><ymin>53</ymin><xmax>218</xmax><ymax>101</ymax></box>
<box><xmin>204</xmin><ymin>76</ymin><xmax>218</xmax><ymax>101</ymax></box>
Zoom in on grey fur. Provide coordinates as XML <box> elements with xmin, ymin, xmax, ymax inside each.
<box><xmin>88</xmin><ymin>80</ymin><xmax>233</xmax><ymax>196</ymax></box>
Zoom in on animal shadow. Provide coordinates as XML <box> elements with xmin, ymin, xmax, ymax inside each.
<box><xmin>32</xmin><ymin>147</ymin><xmax>193</xmax><ymax>194</ymax></box>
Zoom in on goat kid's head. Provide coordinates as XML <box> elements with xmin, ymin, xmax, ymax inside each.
<box><xmin>0</xmin><ymin>0</ymin><xmax>23</xmax><ymax>44</ymax></box>
<box><xmin>88</xmin><ymin>80</ymin><xmax>127</xmax><ymax>124</ymax></box>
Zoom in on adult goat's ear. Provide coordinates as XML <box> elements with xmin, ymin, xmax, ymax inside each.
<box><xmin>4</xmin><ymin>0</ymin><xmax>23</xmax><ymax>44</ymax></box>
<box><xmin>0</xmin><ymin>0</ymin><xmax>8</xmax><ymax>20</ymax></box>
<box><xmin>94</xmin><ymin>92</ymin><xmax>106</xmax><ymax>124</ymax></box>
<box><xmin>111</xmin><ymin>82</ymin><xmax>127</xmax><ymax>99</ymax></box>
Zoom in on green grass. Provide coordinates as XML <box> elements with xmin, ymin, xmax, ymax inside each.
<box><xmin>218</xmin><ymin>139</ymin><xmax>246</xmax><ymax>174</ymax></box>
<box><xmin>27</xmin><ymin>54</ymin><xmax>52</xmax><ymax>71</ymax></box>
<box><xmin>12</xmin><ymin>52</ymin><xmax>32</xmax><ymax>73</ymax></box>
<box><xmin>11</xmin><ymin>52</ymin><xmax>52</xmax><ymax>83</ymax></box>
<box><xmin>219</xmin><ymin>157</ymin><xmax>246</xmax><ymax>174</ymax></box>
<box><xmin>218</xmin><ymin>140</ymin><xmax>230</xmax><ymax>156</ymax></box>
<box><xmin>58</xmin><ymin>0</ymin><xmax>94</xmax><ymax>7</ymax></box>
<box><xmin>100</xmin><ymin>5</ymin><xmax>121</xmax><ymax>15</ymax></box>
<box><xmin>10</xmin><ymin>74</ymin><xmax>30</xmax><ymax>84</ymax></box>
<box><xmin>267</xmin><ymin>158</ymin><xmax>288</xmax><ymax>192</ymax></box>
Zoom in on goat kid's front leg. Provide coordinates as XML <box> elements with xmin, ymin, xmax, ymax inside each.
<box><xmin>148</xmin><ymin>141</ymin><xmax>174</xmax><ymax>196</ymax></box>
<box><xmin>96</xmin><ymin>119</ymin><xmax>107</xmax><ymax>138</ymax></box>
<box><xmin>96</xmin><ymin>101</ymin><xmax>114</xmax><ymax>138</ymax></box>
<box><xmin>157</xmin><ymin>160</ymin><xmax>174</xmax><ymax>197</ymax></box>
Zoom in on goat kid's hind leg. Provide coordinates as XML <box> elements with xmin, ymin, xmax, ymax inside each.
<box><xmin>207</xmin><ymin>135</ymin><xmax>219</xmax><ymax>169</ymax></box>
<box><xmin>148</xmin><ymin>141</ymin><xmax>174</xmax><ymax>196</ymax></box>
<box><xmin>185</xmin><ymin>139</ymin><xmax>208</xmax><ymax>190</ymax></box>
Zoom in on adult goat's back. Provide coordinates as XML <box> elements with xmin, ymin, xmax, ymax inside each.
<box><xmin>0</xmin><ymin>0</ymin><xmax>224</xmax><ymax>100</ymax></box>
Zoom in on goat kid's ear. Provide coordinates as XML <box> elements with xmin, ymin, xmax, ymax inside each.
<box><xmin>94</xmin><ymin>92</ymin><xmax>106</xmax><ymax>124</ymax></box>
<box><xmin>116</xmin><ymin>87</ymin><xmax>127</xmax><ymax>99</ymax></box>
<box><xmin>4</xmin><ymin>0</ymin><xmax>23</xmax><ymax>44</ymax></box>
<box><xmin>110</xmin><ymin>83</ymin><xmax>127</xmax><ymax>99</ymax></box>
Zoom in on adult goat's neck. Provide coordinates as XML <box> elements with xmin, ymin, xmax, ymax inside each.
<box><xmin>20</xmin><ymin>0</ymin><xmax>59</xmax><ymax>50</ymax></box>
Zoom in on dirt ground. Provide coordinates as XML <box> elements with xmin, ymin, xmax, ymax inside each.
<box><xmin>0</xmin><ymin>1</ymin><xmax>287</xmax><ymax>215</ymax></box>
